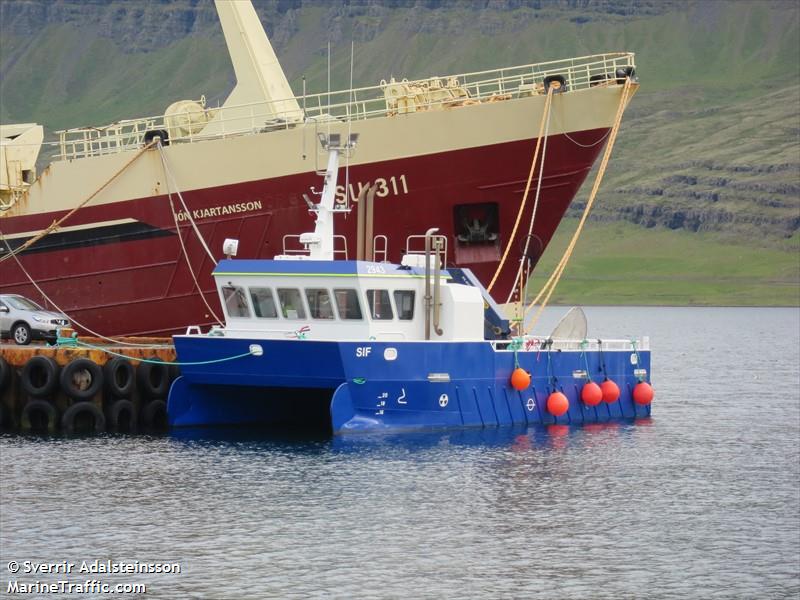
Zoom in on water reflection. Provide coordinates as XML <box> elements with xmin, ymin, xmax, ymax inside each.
<box><xmin>166</xmin><ymin>418</ymin><xmax>648</xmax><ymax>455</ymax></box>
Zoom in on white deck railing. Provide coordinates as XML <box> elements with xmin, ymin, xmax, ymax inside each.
<box><xmin>281</xmin><ymin>234</ymin><xmax>349</xmax><ymax>259</ymax></box>
<box><xmin>53</xmin><ymin>52</ymin><xmax>635</xmax><ymax>161</ymax></box>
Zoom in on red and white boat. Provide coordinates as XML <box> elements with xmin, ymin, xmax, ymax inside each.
<box><xmin>0</xmin><ymin>0</ymin><xmax>637</xmax><ymax>337</ymax></box>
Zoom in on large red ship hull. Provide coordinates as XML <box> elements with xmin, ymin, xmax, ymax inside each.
<box><xmin>1</xmin><ymin>128</ymin><xmax>607</xmax><ymax>336</ymax></box>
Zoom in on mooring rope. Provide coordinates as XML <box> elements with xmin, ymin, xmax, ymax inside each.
<box><xmin>486</xmin><ymin>86</ymin><xmax>555</xmax><ymax>293</ymax></box>
<box><xmin>0</xmin><ymin>140</ymin><xmax>156</xmax><ymax>263</ymax></box>
<box><xmin>0</xmin><ymin>234</ymin><xmax>169</xmax><ymax>347</ymax></box>
<box><xmin>157</xmin><ymin>144</ymin><xmax>224</xmax><ymax>326</ymax></box>
<box><xmin>630</xmin><ymin>338</ymin><xmax>645</xmax><ymax>382</ymax></box>
<box><xmin>57</xmin><ymin>335</ymin><xmax>259</xmax><ymax>366</ymax></box>
<box><xmin>157</xmin><ymin>144</ymin><xmax>217</xmax><ymax>265</ymax></box>
<box><xmin>506</xmin><ymin>90</ymin><xmax>554</xmax><ymax>305</ymax></box>
<box><xmin>580</xmin><ymin>338</ymin><xmax>593</xmax><ymax>381</ymax></box>
<box><xmin>524</xmin><ymin>78</ymin><xmax>634</xmax><ymax>334</ymax></box>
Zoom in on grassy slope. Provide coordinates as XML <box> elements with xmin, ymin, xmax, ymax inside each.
<box><xmin>531</xmin><ymin>218</ymin><xmax>799</xmax><ymax>306</ymax></box>
<box><xmin>0</xmin><ymin>26</ymin><xmax>232</xmax><ymax>128</ymax></box>
<box><xmin>1</xmin><ymin>1</ymin><xmax>798</xmax><ymax>305</ymax></box>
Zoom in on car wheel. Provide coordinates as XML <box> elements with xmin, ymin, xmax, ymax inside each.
<box><xmin>13</xmin><ymin>322</ymin><xmax>31</xmax><ymax>345</ymax></box>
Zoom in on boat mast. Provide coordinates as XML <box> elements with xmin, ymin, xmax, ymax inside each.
<box><xmin>293</xmin><ymin>134</ymin><xmax>358</xmax><ymax>261</ymax></box>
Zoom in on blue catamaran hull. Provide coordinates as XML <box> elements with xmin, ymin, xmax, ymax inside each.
<box><xmin>167</xmin><ymin>337</ymin><xmax>651</xmax><ymax>433</ymax></box>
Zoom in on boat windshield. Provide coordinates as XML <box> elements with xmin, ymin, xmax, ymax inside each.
<box><xmin>5</xmin><ymin>296</ymin><xmax>43</xmax><ymax>311</ymax></box>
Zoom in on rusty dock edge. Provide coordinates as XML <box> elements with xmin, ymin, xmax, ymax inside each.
<box><xmin>0</xmin><ymin>337</ymin><xmax>178</xmax><ymax>435</ymax></box>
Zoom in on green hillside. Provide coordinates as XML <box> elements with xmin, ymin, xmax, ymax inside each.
<box><xmin>1</xmin><ymin>0</ymin><xmax>798</xmax><ymax>305</ymax></box>
<box><xmin>530</xmin><ymin>218</ymin><xmax>799</xmax><ymax>306</ymax></box>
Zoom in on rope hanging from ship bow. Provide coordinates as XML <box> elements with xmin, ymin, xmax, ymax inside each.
<box><xmin>506</xmin><ymin>90</ymin><xmax>554</xmax><ymax>307</ymax></box>
<box><xmin>157</xmin><ymin>144</ymin><xmax>224</xmax><ymax>327</ymax></box>
<box><xmin>157</xmin><ymin>144</ymin><xmax>218</xmax><ymax>265</ymax></box>
<box><xmin>0</xmin><ymin>140</ymin><xmax>157</xmax><ymax>263</ymax></box>
<box><xmin>524</xmin><ymin>78</ymin><xmax>634</xmax><ymax>335</ymax></box>
<box><xmin>486</xmin><ymin>86</ymin><xmax>554</xmax><ymax>293</ymax></box>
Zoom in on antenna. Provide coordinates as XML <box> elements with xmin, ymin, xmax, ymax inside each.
<box><xmin>302</xmin><ymin>75</ymin><xmax>307</xmax><ymax>160</ymax></box>
<box><xmin>345</xmin><ymin>40</ymin><xmax>355</xmax><ymax>212</ymax></box>
<box><xmin>302</xmin><ymin>75</ymin><xmax>307</xmax><ymax>118</ymax></box>
<box><xmin>327</xmin><ymin>40</ymin><xmax>331</xmax><ymax>143</ymax></box>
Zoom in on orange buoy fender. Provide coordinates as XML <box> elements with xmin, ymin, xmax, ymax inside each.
<box><xmin>510</xmin><ymin>368</ymin><xmax>531</xmax><ymax>391</ymax></box>
<box><xmin>633</xmin><ymin>381</ymin><xmax>654</xmax><ymax>405</ymax></box>
<box><xmin>547</xmin><ymin>391</ymin><xmax>569</xmax><ymax>416</ymax></box>
<box><xmin>581</xmin><ymin>381</ymin><xmax>603</xmax><ymax>406</ymax></box>
<box><xmin>601</xmin><ymin>379</ymin><xmax>620</xmax><ymax>403</ymax></box>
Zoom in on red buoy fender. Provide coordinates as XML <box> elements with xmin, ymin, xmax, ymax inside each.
<box><xmin>581</xmin><ymin>381</ymin><xmax>603</xmax><ymax>406</ymax></box>
<box><xmin>633</xmin><ymin>381</ymin><xmax>654</xmax><ymax>405</ymax></box>
<box><xmin>510</xmin><ymin>368</ymin><xmax>531</xmax><ymax>391</ymax></box>
<box><xmin>547</xmin><ymin>391</ymin><xmax>569</xmax><ymax>416</ymax></box>
<box><xmin>601</xmin><ymin>379</ymin><xmax>620</xmax><ymax>403</ymax></box>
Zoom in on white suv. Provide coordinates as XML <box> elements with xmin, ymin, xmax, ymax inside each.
<box><xmin>0</xmin><ymin>294</ymin><xmax>71</xmax><ymax>345</ymax></box>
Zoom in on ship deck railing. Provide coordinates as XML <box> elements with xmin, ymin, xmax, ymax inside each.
<box><xmin>51</xmin><ymin>52</ymin><xmax>635</xmax><ymax>162</ymax></box>
<box><xmin>405</xmin><ymin>234</ymin><xmax>449</xmax><ymax>269</ymax></box>
<box><xmin>281</xmin><ymin>234</ymin><xmax>349</xmax><ymax>259</ymax></box>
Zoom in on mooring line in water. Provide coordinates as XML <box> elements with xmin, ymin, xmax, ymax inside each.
<box><xmin>525</xmin><ymin>77</ymin><xmax>634</xmax><ymax>334</ymax></box>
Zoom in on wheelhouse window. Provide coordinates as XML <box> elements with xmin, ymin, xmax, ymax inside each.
<box><xmin>366</xmin><ymin>289</ymin><xmax>393</xmax><ymax>320</ymax></box>
<box><xmin>277</xmin><ymin>288</ymin><xmax>306</xmax><ymax>319</ymax></box>
<box><xmin>333</xmin><ymin>289</ymin><xmax>362</xmax><ymax>320</ymax></box>
<box><xmin>250</xmin><ymin>287</ymin><xmax>277</xmax><ymax>318</ymax></box>
<box><xmin>306</xmin><ymin>288</ymin><xmax>335</xmax><ymax>320</ymax></box>
<box><xmin>394</xmin><ymin>290</ymin><xmax>415</xmax><ymax>320</ymax></box>
<box><xmin>222</xmin><ymin>286</ymin><xmax>250</xmax><ymax>318</ymax></box>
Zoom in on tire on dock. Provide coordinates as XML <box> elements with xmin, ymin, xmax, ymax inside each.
<box><xmin>21</xmin><ymin>356</ymin><xmax>60</xmax><ymax>399</ymax></box>
<box><xmin>60</xmin><ymin>358</ymin><xmax>104</xmax><ymax>400</ymax></box>
<box><xmin>136</xmin><ymin>360</ymin><xmax>170</xmax><ymax>400</ymax></box>
<box><xmin>141</xmin><ymin>399</ymin><xmax>168</xmax><ymax>433</ymax></box>
<box><xmin>0</xmin><ymin>356</ymin><xmax>11</xmax><ymax>393</ymax></box>
<box><xmin>105</xmin><ymin>399</ymin><xmax>137</xmax><ymax>434</ymax></box>
<box><xmin>62</xmin><ymin>401</ymin><xmax>105</xmax><ymax>435</ymax></box>
<box><xmin>104</xmin><ymin>357</ymin><xmax>135</xmax><ymax>398</ymax></box>
<box><xmin>20</xmin><ymin>399</ymin><xmax>59</xmax><ymax>434</ymax></box>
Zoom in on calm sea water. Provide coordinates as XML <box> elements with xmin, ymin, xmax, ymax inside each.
<box><xmin>1</xmin><ymin>307</ymin><xmax>798</xmax><ymax>599</ymax></box>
